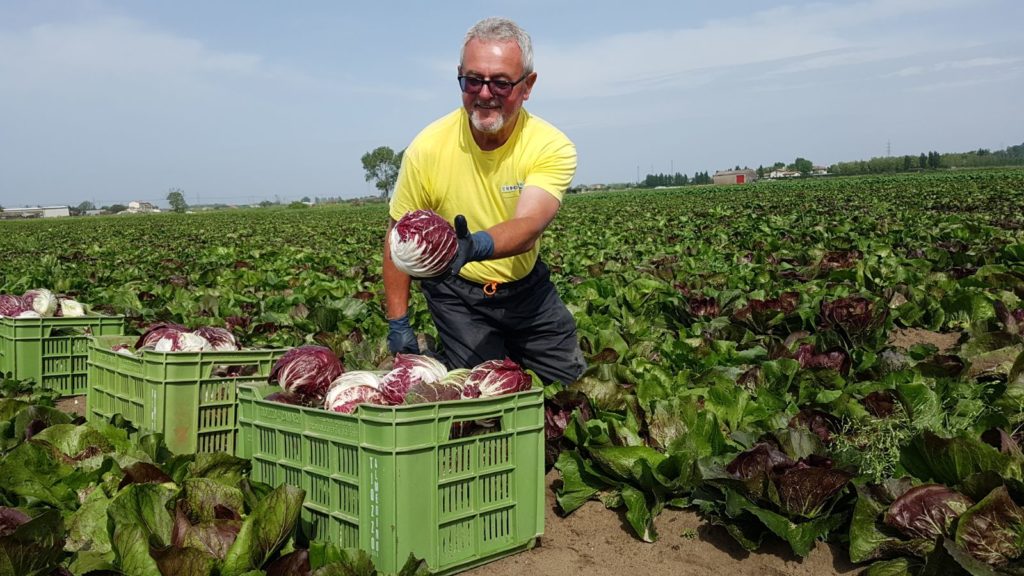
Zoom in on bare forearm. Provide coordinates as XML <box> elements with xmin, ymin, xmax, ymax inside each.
<box><xmin>383</xmin><ymin>220</ymin><xmax>412</xmax><ymax>319</ymax></box>
<box><xmin>485</xmin><ymin>215</ymin><xmax>549</xmax><ymax>258</ymax></box>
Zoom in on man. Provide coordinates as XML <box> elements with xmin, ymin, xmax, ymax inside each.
<box><xmin>383</xmin><ymin>17</ymin><xmax>585</xmax><ymax>386</ymax></box>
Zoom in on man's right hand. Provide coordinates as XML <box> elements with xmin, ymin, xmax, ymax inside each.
<box><xmin>387</xmin><ymin>314</ymin><xmax>419</xmax><ymax>355</ymax></box>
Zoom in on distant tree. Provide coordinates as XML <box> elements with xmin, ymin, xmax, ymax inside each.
<box><xmin>167</xmin><ymin>188</ymin><xmax>188</xmax><ymax>213</ymax></box>
<box><xmin>773</xmin><ymin>161</ymin><xmax>786</xmax><ymax>169</ymax></box>
<box><xmin>793</xmin><ymin>157</ymin><xmax>813</xmax><ymax>175</ymax></box>
<box><xmin>259</xmin><ymin>200</ymin><xmax>275</xmax><ymax>208</ymax></box>
<box><xmin>757</xmin><ymin>165</ymin><xmax>765</xmax><ymax>179</ymax></box>
<box><xmin>287</xmin><ymin>201</ymin><xmax>309</xmax><ymax>209</ymax></box>
<box><xmin>918</xmin><ymin>153</ymin><xmax>928</xmax><ymax>169</ymax></box>
<box><xmin>927</xmin><ymin>151</ymin><xmax>941</xmax><ymax>169</ymax></box>
<box><xmin>361</xmin><ymin>146</ymin><xmax>404</xmax><ymax>199</ymax></box>
<box><xmin>107</xmin><ymin>204</ymin><xmax>127</xmax><ymax>214</ymax></box>
<box><xmin>301</xmin><ymin>196</ymin><xmax>311</xmax><ymax>203</ymax></box>
<box><xmin>77</xmin><ymin>201</ymin><xmax>95</xmax><ymax>213</ymax></box>
<box><xmin>903</xmin><ymin>155</ymin><xmax>913</xmax><ymax>171</ymax></box>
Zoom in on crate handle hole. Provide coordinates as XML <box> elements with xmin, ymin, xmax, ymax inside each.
<box><xmin>449</xmin><ymin>414</ymin><xmax>503</xmax><ymax>440</ymax></box>
<box><xmin>211</xmin><ymin>363</ymin><xmax>260</xmax><ymax>378</ymax></box>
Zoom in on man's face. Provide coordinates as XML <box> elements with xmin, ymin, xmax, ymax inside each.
<box><xmin>459</xmin><ymin>38</ymin><xmax>535</xmax><ymax>142</ymax></box>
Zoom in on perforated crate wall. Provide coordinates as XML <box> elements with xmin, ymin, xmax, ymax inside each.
<box><xmin>87</xmin><ymin>335</ymin><xmax>285</xmax><ymax>454</ymax></box>
<box><xmin>0</xmin><ymin>315</ymin><xmax>124</xmax><ymax>396</ymax></box>
<box><xmin>237</xmin><ymin>383</ymin><xmax>544</xmax><ymax>575</ymax></box>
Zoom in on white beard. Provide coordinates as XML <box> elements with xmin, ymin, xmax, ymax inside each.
<box><xmin>470</xmin><ymin>107</ymin><xmax>505</xmax><ymax>134</ymax></box>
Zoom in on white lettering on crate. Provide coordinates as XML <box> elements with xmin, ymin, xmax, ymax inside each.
<box><xmin>307</xmin><ymin>417</ymin><xmax>358</xmax><ymax>439</ymax></box>
<box><xmin>369</xmin><ymin>456</ymin><xmax>380</xmax><ymax>557</ymax></box>
<box><xmin>257</xmin><ymin>406</ymin><xmax>301</xmax><ymax>424</ymax></box>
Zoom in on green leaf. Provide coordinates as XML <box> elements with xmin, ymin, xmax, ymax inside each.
<box><xmin>554</xmin><ymin>450</ymin><xmax>604</xmax><ymax>514</ymax></box>
<box><xmin>187</xmin><ymin>452</ymin><xmax>252</xmax><ymax>487</ymax></box>
<box><xmin>221</xmin><ymin>483</ymin><xmax>305</xmax><ymax>576</ymax></box>
<box><xmin>0</xmin><ymin>509</ymin><xmax>65</xmax><ymax>576</ymax></box>
<box><xmin>900</xmin><ymin>432</ymin><xmax>1020</xmax><ymax>487</ymax></box>
<box><xmin>621</xmin><ymin>484</ymin><xmax>657</xmax><ymax>542</ymax></box>
<box><xmin>66</xmin><ymin>486</ymin><xmax>114</xmax><ymax>554</ymax></box>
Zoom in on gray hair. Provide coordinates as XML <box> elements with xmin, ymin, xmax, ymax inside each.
<box><xmin>460</xmin><ymin>17</ymin><xmax>534</xmax><ymax>75</ymax></box>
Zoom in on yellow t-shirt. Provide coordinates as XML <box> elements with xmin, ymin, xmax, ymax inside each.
<box><xmin>389</xmin><ymin>107</ymin><xmax>576</xmax><ymax>284</ymax></box>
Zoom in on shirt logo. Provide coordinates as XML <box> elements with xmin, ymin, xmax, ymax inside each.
<box><xmin>500</xmin><ymin>182</ymin><xmax>524</xmax><ymax>194</ymax></box>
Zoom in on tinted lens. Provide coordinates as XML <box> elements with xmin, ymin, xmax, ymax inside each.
<box><xmin>489</xmin><ymin>80</ymin><xmax>514</xmax><ymax>96</ymax></box>
<box><xmin>458</xmin><ymin>76</ymin><xmax>516</xmax><ymax>97</ymax></box>
<box><xmin>459</xmin><ymin>76</ymin><xmax>484</xmax><ymax>93</ymax></box>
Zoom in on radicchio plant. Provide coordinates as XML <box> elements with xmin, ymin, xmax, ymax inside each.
<box><xmin>819</xmin><ymin>295</ymin><xmax>887</xmax><ymax>347</ymax></box>
<box><xmin>0</xmin><ymin>294</ymin><xmax>27</xmax><ymax>317</ymax></box>
<box><xmin>191</xmin><ymin>326</ymin><xmax>239</xmax><ymax>351</ymax></box>
<box><xmin>269</xmin><ymin>345</ymin><xmax>343</xmax><ymax>400</ymax></box>
<box><xmin>58</xmin><ymin>298</ymin><xmax>86</xmax><ymax>317</ymax></box>
<box><xmin>883</xmin><ymin>484</ymin><xmax>973</xmax><ymax>541</ymax></box>
<box><xmin>378</xmin><ymin>354</ymin><xmax>448</xmax><ymax>404</ymax></box>
<box><xmin>388</xmin><ymin>210</ymin><xmax>458</xmax><ymax>278</ymax></box>
<box><xmin>794</xmin><ymin>343</ymin><xmax>851</xmax><ymax>375</ymax></box>
<box><xmin>135</xmin><ymin>323</ymin><xmax>190</xmax><ymax>349</ymax></box>
<box><xmin>326</xmin><ymin>370</ymin><xmax>383</xmax><ymax>393</ymax></box>
<box><xmin>153</xmin><ymin>331</ymin><xmax>212</xmax><ymax>352</ymax></box>
<box><xmin>22</xmin><ymin>288</ymin><xmax>58</xmax><ymax>317</ymax></box>
<box><xmin>324</xmin><ymin>385</ymin><xmax>385</xmax><ymax>414</ymax></box>
<box><xmin>464</xmin><ymin>358</ymin><xmax>533</xmax><ymax>397</ymax></box>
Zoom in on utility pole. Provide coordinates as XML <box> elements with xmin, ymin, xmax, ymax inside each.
<box><xmin>887</xmin><ymin>140</ymin><xmax>892</xmax><ymax>157</ymax></box>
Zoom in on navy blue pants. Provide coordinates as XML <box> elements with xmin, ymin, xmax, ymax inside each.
<box><xmin>420</xmin><ymin>260</ymin><xmax>585</xmax><ymax>386</ymax></box>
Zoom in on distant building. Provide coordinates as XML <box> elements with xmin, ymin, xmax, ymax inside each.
<box><xmin>123</xmin><ymin>201</ymin><xmax>161</xmax><ymax>214</ymax></box>
<box><xmin>768</xmin><ymin>169</ymin><xmax>801</xmax><ymax>179</ymax></box>
<box><xmin>0</xmin><ymin>206</ymin><xmax>71</xmax><ymax>219</ymax></box>
<box><xmin>713</xmin><ymin>169</ymin><xmax>758</xmax><ymax>185</ymax></box>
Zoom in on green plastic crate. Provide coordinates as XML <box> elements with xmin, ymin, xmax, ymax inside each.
<box><xmin>236</xmin><ymin>383</ymin><xmax>545</xmax><ymax>575</ymax></box>
<box><xmin>87</xmin><ymin>335</ymin><xmax>286</xmax><ymax>454</ymax></box>
<box><xmin>0</xmin><ymin>315</ymin><xmax>125</xmax><ymax>396</ymax></box>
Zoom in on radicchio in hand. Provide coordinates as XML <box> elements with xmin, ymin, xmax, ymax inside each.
<box><xmin>388</xmin><ymin>210</ymin><xmax>458</xmax><ymax>278</ymax></box>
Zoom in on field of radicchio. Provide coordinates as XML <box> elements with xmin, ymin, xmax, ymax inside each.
<box><xmin>1</xmin><ymin>168</ymin><xmax>1023</xmax><ymax>574</ymax></box>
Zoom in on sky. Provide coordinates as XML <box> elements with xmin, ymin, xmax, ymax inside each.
<box><xmin>1</xmin><ymin>0</ymin><xmax>1022</xmax><ymax>209</ymax></box>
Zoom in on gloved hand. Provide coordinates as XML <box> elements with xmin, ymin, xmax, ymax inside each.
<box><xmin>387</xmin><ymin>314</ymin><xmax>418</xmax><ymax>355</ymax></box>
<box><xmin>450</xmin><ymin>214</ymin><xmax>495</xmax><ymax>277</ymax></box>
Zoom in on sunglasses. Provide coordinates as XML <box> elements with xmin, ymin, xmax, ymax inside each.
<box><xmin>457</xmin><ymin>73</ymin><xmax>528</xmax><ymax>98</ymax></box>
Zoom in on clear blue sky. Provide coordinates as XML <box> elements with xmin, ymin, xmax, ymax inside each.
<box><xmin>1</xmin><ymin>0</ymin><xmax>1022</xmax><ymax>208</ymax></box>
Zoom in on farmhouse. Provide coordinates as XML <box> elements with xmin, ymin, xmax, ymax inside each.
<box><xmin>0</xmin><ymin>206</ymin><xmax>71</xmax><ymax>219</ymax></box>
<box><xmin>123</xmin><ymin>201</ymin><xmax>161</xmax><ymax>214</ymax></box>
<box><xmin>713</xmin><ymin>169</ymin><xmax>757</xmax><ymax>185</ymax></box>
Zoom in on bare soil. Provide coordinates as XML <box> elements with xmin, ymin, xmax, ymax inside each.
<box><xmin>55</xmin><ymin>394</ymin><xmax>87</xmax><ymax>418</ymax></box>
<box><xmin>886</xmin><ymin>327</ymin><xmax>960</xmax><ymax>351</ymax></box>
<box><xmin>464</xmin><ymin>471</ymin><xmax>858</xmax><ymax>576</ymax></box>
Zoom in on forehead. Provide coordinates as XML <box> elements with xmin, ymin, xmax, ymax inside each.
<box><xmin>461</xmin><ymin>38</ymin><xmax>523</xmax><ymax>77</ymax></box>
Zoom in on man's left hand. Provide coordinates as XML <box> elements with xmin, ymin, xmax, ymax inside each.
<box><xmin>450</xmin><ymin>214</ymin><xmax>494</xmax><ymax>277</ymax></box>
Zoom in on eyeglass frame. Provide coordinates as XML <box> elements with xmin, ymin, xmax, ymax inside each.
<box><xmin>457</xmin><ymin>73</ymin><xmax>529</xmax><ymax>97</ymax></box>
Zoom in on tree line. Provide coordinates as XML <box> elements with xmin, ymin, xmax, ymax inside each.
<box><xmin>828</xmin><ymin>142</ymin><xmax>1024</xmax><ymax>176</ymax></box>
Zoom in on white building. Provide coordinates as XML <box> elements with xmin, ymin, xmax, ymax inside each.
<box><xmin>124</xmin><ymin>201</ymin><xmax>161</xmax><ymax>214</ymax></box>
<box><xmin>0</xmin><ymin>206</ymin><xmax>71</xmax><ymax>219</ymax></box>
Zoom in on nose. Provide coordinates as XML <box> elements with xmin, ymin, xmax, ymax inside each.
<box><xmin>478</xmin><ymin>81</ymin><xmax>495</xmax><ymax>99</ymax></box>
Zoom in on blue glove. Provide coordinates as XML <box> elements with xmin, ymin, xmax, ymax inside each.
<box><xmin>450</xmin><ymin>214</ymin><xmax>495</xmax><ymax>277</ymax></box>
<box><xmin>387</xmin><ymin>314</ymin><xmax>418</xmax><ymax>355</ymax></box>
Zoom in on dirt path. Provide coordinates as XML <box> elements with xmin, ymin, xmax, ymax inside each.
<box><xmin>465</xmin><ymin>471</ymin><xmax>858</xmax><ymax>576</ymax></box>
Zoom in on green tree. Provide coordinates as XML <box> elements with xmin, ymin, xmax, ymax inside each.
<box><xmin>793</xmin><ymin>157</ymin><xmax>813</xmax><ymax>175</ymax></box>
<box><xmin>918</xmin><ymin>153</ymin><xmax>928</xmax><ymax>169</ymax></box>
<box><xmin>361</xmin><ymin>146</ymin><xmax>404</xmax><ymax>199</ymax></box>
<box><xmin>167</xmin><ymin>188</ymin><xmax>188</xmax><ymax>213</ymax></box>
<box><xmin>757</xmin><ymin>165</ymin><xmax>765</xmax><ymax>179</ymax></box>
<box><xmin>76</xmin><ymin>201</ymin><xmax>95</xmax><ymax>213</ymax></box>
<box><xmin>107</xmin><ymin>204</ymin><xmax>127</xmax><ymax>214</ymax></box>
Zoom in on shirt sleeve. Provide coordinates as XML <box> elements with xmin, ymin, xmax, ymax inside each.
<box><xmin>523</xmin><ymin>136</ymin><xmax>577</xmax><ymax>203</ymax></box>
<box><xmin>389</xmin><ymin>144</ymin><xmax>428</xmax><ymax>221</ymax></box>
